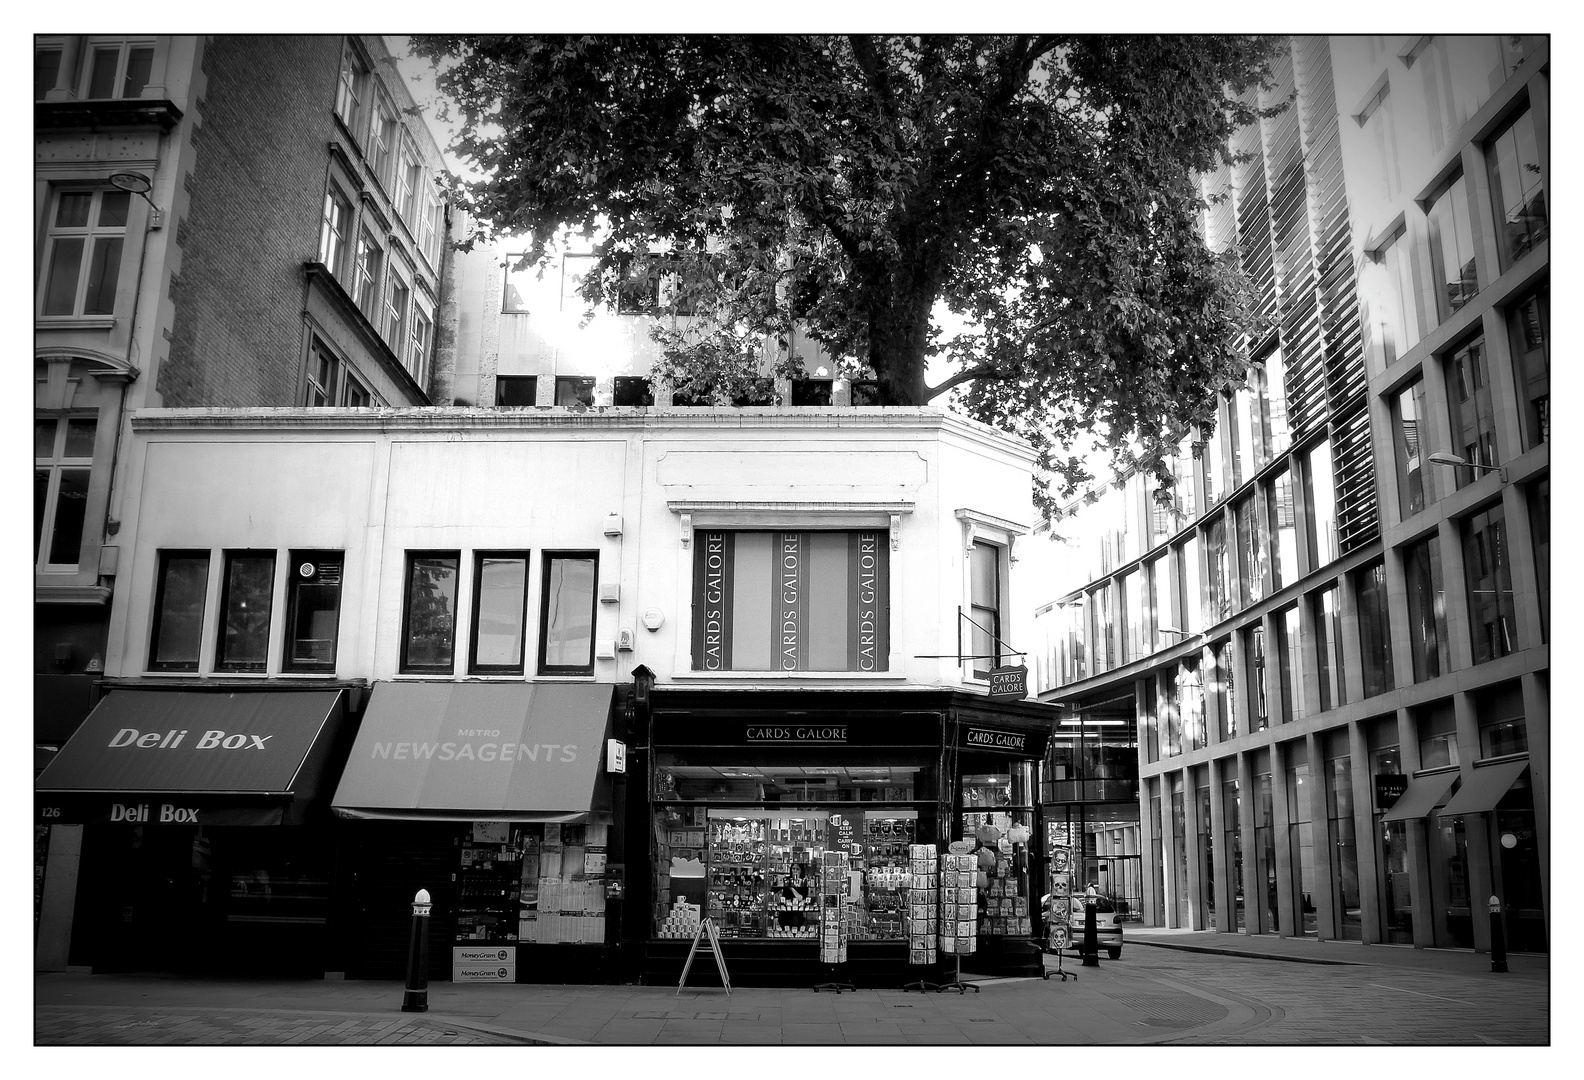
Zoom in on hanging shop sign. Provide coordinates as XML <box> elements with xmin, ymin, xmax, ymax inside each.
<box><xmin>452</xmin><ymin>946</ymin><xmax>516</xmax><ymax>983</ymax></box>
<box><xmin>959</xmin><ymin>724</ymin><xmax>1030</xmax><ymax>755</ymax></box>
<box><xmin>1375</xmin><ymin>774</ymin><xmax>1409</xmax><ymax>812</ymax></box>
<box><xmin>986</xmin><ymin>666</ymin><xmax>1028</xmax><ymax>701</ymax></box>
<box><xmin>607</xmin><ymin>739</ymin><xmax>627</xmax><ymax>774</ymax></box>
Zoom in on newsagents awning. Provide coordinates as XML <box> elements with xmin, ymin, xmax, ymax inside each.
<box><xmin>1379</xmin><ymin>770</ymin><xmax>1459</xmax><ymax>822</ymax></box>
<box><xmin>331</xmin><ymin>682</ymin><xmax>616</xmax><ymax>822</ymax></box>
<box><xmin>35</xmin><ymin>689</ymin><xmax>348</xmax><ymax>827</ymax></box>
<box><xmin>1436</xmin><ymin>760</ymin><xmax>1528</xmax><ymax>817</ymax></box>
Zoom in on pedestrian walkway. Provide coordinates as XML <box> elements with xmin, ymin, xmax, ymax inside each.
<box><xmin>1125</xmin><ymin>926</ymin><xmax>1550</xmax><ymax>982</ymax></box>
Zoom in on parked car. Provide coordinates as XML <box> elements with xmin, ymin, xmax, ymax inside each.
<box><xmin>1044</xmin><ymin>892</ymin><xmax>1123</xmax><ymax>959</ymax></box>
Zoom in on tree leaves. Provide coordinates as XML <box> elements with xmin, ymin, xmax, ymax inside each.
<box><xmin>414</xmin><ymin>34</ymin><xmax>1285</xmax><ymax>517</ymax></box>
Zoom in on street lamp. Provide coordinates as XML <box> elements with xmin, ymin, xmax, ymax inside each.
<box><xmin>1428</xmin><ymin>451</ymin><xmax>1506</xmax><ymax>484</ymax></box>
<box><xmin>108</xmin><ymin>171</ymin><xmax>163</xmax><ymax>229</ymax></box>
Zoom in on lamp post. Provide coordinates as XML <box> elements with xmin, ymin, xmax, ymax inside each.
<box><xmin>401</xmin><ymin>888</ymin><xmax>432</xmax><ymax>1012</ymax></box>
<box><xmin>1428</xmin><ymin>450</ymin><xmax>1507</xmax><ymax>485</ymax></box>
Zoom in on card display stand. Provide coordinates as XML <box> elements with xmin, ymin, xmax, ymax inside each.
<box><xmin>900</xmin><ymin>843</ymin><xmax>942</xmax><ymax>993</ymax></box>
<box><xmin>813</xmin><ymin>850</ymin><xmax>855</xmax><ymax>992</ymax></box>
<box><xmin>934</xmin><ymin>851</ymin><xmax>979</xmax><ymax>993</ymax></box>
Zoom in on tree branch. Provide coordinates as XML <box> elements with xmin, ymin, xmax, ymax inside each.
<box><xmin>847</xmin><ymin>34</ymin><xmax>905</xmax><ymax>153</ymax></box>
<box><xmin>924</xmin><ymin>363</ymin><xmax>1013</xmax><ymax>401</ymax></box>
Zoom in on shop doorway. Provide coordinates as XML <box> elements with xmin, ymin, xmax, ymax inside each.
<box><xmin>72</xmin><ymin>824</ymin><xmax>218</xmax><ymax>973</ymax></box>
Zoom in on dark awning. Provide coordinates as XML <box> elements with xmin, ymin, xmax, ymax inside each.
<box><xmin>1436</xmin><ymin>760</ymin><xmax>1529</xmax><ymax>817</ymax></box>
<box><xmin>331</xmin><ymin>682</ymin><xmax>616</xmax><ymax>822</ymax></box>
<box><xmin>35</xmin><ymin>689</ymin><xmax>348</xmax><ymax>826</ymax></box>
<box><xmin>1379</xmin><ymin>770</ymin><xmax>1459</xmax><ymax>822</ymax></box>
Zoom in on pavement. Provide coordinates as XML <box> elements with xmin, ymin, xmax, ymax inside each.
<box><xmin>32</xmin><ymin>929</ymin><xmax>1553</xmax><ymax>1047</ymax></box>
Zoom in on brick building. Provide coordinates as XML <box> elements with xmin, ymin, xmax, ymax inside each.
<box><xmin>34</xmin><ymin>35</ymin><xmax>451</xmax><ymax>966</ymax></box>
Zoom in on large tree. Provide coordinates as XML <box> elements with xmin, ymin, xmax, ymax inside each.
<box><xmin>414</xmin><ymin>34</ymin><xmax>1282</xmax><ymax>511</ymax></box>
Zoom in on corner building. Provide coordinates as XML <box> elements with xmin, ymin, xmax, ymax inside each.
<box><xmin>1032</xmin><ymin>35</ymin><xmax>1548</xmax><ymax>954</ymax></box>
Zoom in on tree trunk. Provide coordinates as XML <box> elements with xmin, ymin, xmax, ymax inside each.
<box><xmin>865</xmin><ymin>261</ymin><xmax>936</xmax><ymax>406</ymax></box>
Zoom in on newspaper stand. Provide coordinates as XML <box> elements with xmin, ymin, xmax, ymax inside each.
<box><xmin>812</xmin><ymin>850</ymin><xmax>855</xmax><ymax>992</ymax></box>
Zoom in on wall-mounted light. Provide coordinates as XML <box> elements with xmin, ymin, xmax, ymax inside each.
<box><xmin>1428</xmin><ymin>450</ymin><xmax>1506</xmax><ymax>484</ymax></box>
<box><xmin>109</xmin><ymin>171</ymin><xmax>163</xmax><ymax>229</ymax></box>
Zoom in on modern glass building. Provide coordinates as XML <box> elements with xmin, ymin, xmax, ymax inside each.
<box><xmin>1032</xmin><ymin>35</ymin><xmax>1547</xmax><ymax>953</ymax></box>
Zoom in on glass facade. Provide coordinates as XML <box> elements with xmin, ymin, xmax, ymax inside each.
<box><xmin>1462</xmin><ymin>503</ymin><xmax>1516</xmax><ymax>663</ymax></box>
<box><xmin>1355</xmin><ymin>561</ymin><xmax>1395</xmax><ymax>697</ymax></box>
<box><xmin>1326</xmin><ymin>755</ymin><xmax>1362</xmax><ymax>940</ymax></box>
<box><xmin>1393</xmin><ymin>379</ymin><xmax>1429</xmax><ymax>517</ymax></box>
<box><xmin>1404</xmin><ymin>535</ymin><xmax>1450</xmax><ymax>682</ymax></box>
<box><xmin>1313</xmin><ymin>585</ymin><xmax>1346</xmax><ymax>711</ymax></box>
<box><xmin>1507</xmin><ymin>291</ymin><xmax>1548</xmax><ymax>450</ymax></box>
<box><xmin>1485</xmin><ymin>106</ymin><xmax>1547</xmax><ymax>269</ymax></box>
<box><xmin>1446</xmin><ymin>337</ymin><xmax>1499</xmax><ymax>486</ymax></box>
<box><xmin>1286</xmin><ymin>758</ymin><xmax>1317</xmax><ymax>936</ymax></box>
<box><xmin>1426</xmin><ymin>173</ymin><xmax>1479</xmax><ymax>322</ymax></box>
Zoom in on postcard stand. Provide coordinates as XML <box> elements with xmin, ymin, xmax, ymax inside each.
<box><xmin>813</xmin><ymin>851</ymin><xmax>855</xmax><ymax>992</ymax></box>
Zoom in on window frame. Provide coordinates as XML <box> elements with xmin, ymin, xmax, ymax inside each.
<box><xmin>81</xmin><ymin>38</ymin><xmax>155</xmax><ymax>101</ymax></box>
<box><xmin>148</xmin><ymin>549</ymin><xmax>212</xmax><ymax>673</ymax></box>
<box><xmin>554</xmin><ymin>376</ymin><xmax>596</xmax><ymax>407</ymax></box>
<box><xmin>496</xmin><ymin>375</ymin><xmax>539</xmax><ymax>408</ymax></box>
<box><xmin>383</xmin><ymin>259</ymin><xmax>412</xmax><ymax>354</ymax></box>
<box><xmin>333</xmin><ymin>37</ymin><xmax>371</xmax><ymax>136</ymax></box>
<box><xmin>367</xmin><ymin>90</ymin><xmax>400</xmax><ymax>190</ymax></box>
<box><xmin>538</xmin><ymin>551</ymin><xmax>600</xmax><ymax>676</ymax></box>
<box><xmin>318</xmin><ymin>182</ymin><xmax>354</xmax><ymax>282</ymax></box>
<box><xmin>1483</xmin><ymin>103</ymin><xmax>1546</xmax><ymax>271</ymax></box>
<box><xmin>1506</xmin><ymin>289</ymin><xmax>1548</xmax><ymax>451</ymax></box>
<box><xmin>969</xmin><ymin>540</ymin><xmax>1004</xmax><ymax>679</ymax></box>
<box><xmin>1392</xmin><ymin>377</ymin><xmax>1430</xmax><ymax>517</ymax></box>
<box><xmin>399</xmin><ymin>550</ymin><xmax>462</xmax><ymax>675</ymax></box>
<box><xmin>469</xmin><ymin>550</ymin><xmax>532</xmax><ymax>675</ymax></box>
<box><xmin>352</xmin><ymin>227</ymin><xmax>384</xmax><ymax>321</ymax></box>
<box><xmin>38</xmin><ymin>187</ymin><xmax>132</xmax><ymax>319</ymax></box>
<box><xmin>214</xmin><ymin>550</ymin><xmax>277</xmax><ymax>673</ymax></box>
<box><xmin>1424</xmin><ymin>171</ymin><xmax>1479</xmax><ymax>323</ymax></box>
<box><xmin>281</xmin><ymin>550</ymin><xmax>344</xmax><ymax>674</ymax></box>
<box><xmin>1461</xmin><ymin>502</ymin><xmax>1516</xmax><ymax>665</ymax></box>
<box><xmin>1443</xmin><ymin>334</ymin><xmax>1499</xmax><ymax>488</ymax></box>
<box><xmin>35</xmin><ymin>414</ymin><xmax>98</xmax><ymax>571</ymax></box>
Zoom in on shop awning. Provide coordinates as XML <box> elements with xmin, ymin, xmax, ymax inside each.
<box><xmin>35</xmin><ymin>689</ymin><xmax>348</xmax><ymax>827</ymax></box>
<box><xmin>331</xmin><ymin>682</ymin><xmax>616</xmax><ymax>822</ymax></box>
<box><xmin>1436</xmin><ymin>760</ymin><xmax>1529</xmax><ymax>817</ymax></box>
<box><xmin>1379</xmin><ymin>770</ymin><xmax>1459</xmax><ymax>822</ymax></box>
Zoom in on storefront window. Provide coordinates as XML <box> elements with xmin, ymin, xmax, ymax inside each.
<box><xmin>1286</xmin><ymin>760</ymin><xmax>1317</xmax><ymax>936</ymax></box>
<box><xmin>1254</xmin><ymin>770</ymin><xmax>1277</xmax><ymax>934</ymax></box>
<box><xmin>1222</xmin><ymin>778</ymin><xmax>1244</xmax><ymax>930</ymax></box>
<box><xmin>1373</xmin><ymin>745</ymin><xmax>1414</xmax><ymax>943</ymax></box>
<box><xmin>1326</xmin><ymin>756</ymin><xmax>1362</xmax><ymax>940</ymax></box>
<box><xmin>1170</xmin><ymin>778</ymin><xmax>1188</xmax><ymax>927</ymax></box>
<box><xmin>1430</xmin><ymin>816</ymin><xmax>1473</xmax><ymax>948</ymax></box>
<box><xmin>1197</xmin><ymin>779</ymin><xmax>1215</xmax><ymax>926</ymax></box>
<box><xmin>463</xmin><ymin>822</ymin><xmax>609</xmax><ymax>945</ymax></box>
<box><xmin>692</xmin><ymin>530</ymin><xmax>888</xmax><ymax>672</ymax></box>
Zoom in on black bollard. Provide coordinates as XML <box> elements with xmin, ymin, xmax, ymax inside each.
<box><xmin>1487</xmin><ymin>895</ymin><xmax>1508</xmax><ymax>974</ymax></box>
<box><xmin>401</xmin><ymin>888</ymin><xmax>432</xmax><ymax>1012</ymax></box>
<box><xmin>1081</xmin><ymin>897</ymin><xmax>1100</xmax><ymax>967</ymax></box>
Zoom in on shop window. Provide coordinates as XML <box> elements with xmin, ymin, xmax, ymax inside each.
<box><xmin>282</xmin><ymin>551</ymin><xmax>343</xmax><ymax>673</ymax></box>
<box><xmin>554</xmin><ymin>376</ymin><xmax>595</xmax><ymax>407</ymax></box>
<box><xmin>149</xmin><ymin>550</ymin><xmax>211</xmax><ymax>672</ymax></box>
<box><xmin>539</xmin><ymin>552</ymin><xmax>598</xmax><ymax>674</ymax></box>
<box><xmin>1425</xmin><ymin>172</ymin><xmax>1479</xmax><ymax>323</ymax></box>
<box><xmin>1303</xmin><ymin>440</ymin><xmax>1338</xmax><ymax>570</ymax></box>
<box><xmin>1354</xmin><ymin>560</ymin><xmax>1395</xmax><ymax>698</ymax></box>
<box><xmin>39</xmin><ymin>188</ymin><xmax>130</xmax><ymax>318</ymax></box>
<box><xmin>692</xmin><ymin>531</ymin><xmax>888</xmax><ymax>672</ymax></box>
<box><xmin>1325</xmin><ymin>756</ymin><xmax>1362</xmax><ymax>940</ymax></box>
<box><xmin>613</xmin><ymin>376</ymin><xmax>653</xmax><ymax>406</ymax></box>
<box><xmin>215</xmin><ymin>551</ymin><xmax>275</xmax><ymax>673</ymax></box>
<box><xmin>791</xmin><ymin>379</ymin><xmax>833</xmax><ymax>407</ymax></box>
<box><xmin>470</xmin><ymin>552</ymin><xmax>530</xmax><ymax>674</ymax></box>
<box><xmin>1254</xmin><ymin>771</ymin><xmax>1277</xmax><ymax>934</ymax></box>
<box><xmin>496</xmin><ymin>375</ymin><xmax>538</xmax><ymax>407</ymax></box>
<box><xmin>1507</xmin><ymin>291</ymin><xmax>1548</xmax><ymax>450</ymax></box>
<box><xmin>34</xmin><ymin>415</ymin><xmax>96</xmax><ymax>569</ymax></box>
<box><xmin>82</xmin><ymin>39</ymin><xmax>154</xmax><ymax>100</ymax></box>
<box><xmin>1267</xmin><ymin>467</ymin><xmax>1297</xmax><ymax>590</ymax></box>
<box><xmin>1485</xmin><ymin>106</ymin><xmax>1547</xmax><ymax>270</ymax></box>
<box><xmin>1461</xmin><ymin>503</ymin><xmax>1516</xmax><ymax>664</ymax></box>
<box><xmin>400</xmin><ymin>551</ymin><xmax>460</xmax><ymax>674</ymax></box>
<box><xmin>1403</xmin><ymin>534</ymin><xmax>1450</xmax><ymax>682</ymax></box>
<box><xmin>1393</xmin><ymin>378</ymin><xmax>1430</xmax><ymax>517</ymax></box>
<box><xmin>1313</xmin><ymin>585</ymin><xmax>1346</xmax><ymax>711</ymax></box>
<box><xmin>1444</xmin><ymin>336</ymin><xmax>1499</xmax><ymax>488</ymax></box>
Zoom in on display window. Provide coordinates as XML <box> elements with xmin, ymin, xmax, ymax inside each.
<box><xmin>455</xmin><ymin>820</ymin><xmax>609</xmax><ymax>946</ymax></box>
<box><xmin>651</xmin><ymin>806</ymin><xmax>922</xmax><ymax>941</ymax></box>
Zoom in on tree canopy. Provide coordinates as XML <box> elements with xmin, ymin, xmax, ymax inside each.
<box><xmin>414</xmin><ymin>34</ymin><xmax>1283</xmax><ymax>513</ymax></box>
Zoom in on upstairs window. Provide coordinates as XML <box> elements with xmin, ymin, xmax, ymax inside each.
<box><xmin>613</xmin><ymin>376</ymin><xmax>653</xmax><ymax>406</ymax></box>
<box><xmin>283</xmin><ymin>552</ymin><xmax>343</xmax><ymax>673</ymax></box>
<box><xmin>368</xmin><ymin>95</ymin><xmax>400</xmax><ymax>189</ymax></box>
<box><xmin>1462</xmin><ymin>504</ymin><xmax>1516</xmax><ymax>664</ymax></box>
<box><xmin>401</xmin><ymin>552</ymin><xmax>460</xmax><ymax>674</ymax></box>
<box><xmin>503</xmin><ymin>253</ymin><xmax>533</xmax><ymax>313</ymax></box>
<box><xmin>35</xmin><ymin>415</ymin><xmax>97</xmax><ymax>569</ymax></box>
<box><xmin>418</xmin><ymin>190</ymin><xmax>444</xmax><ymax>269</ymax></box>
<box><xmin>540</xmin><ymin>552</ymin><xmax>599</xmax><ymax>675</ymax></box>
<box><xmin>792</xmin><ymin>379</ymin><xmax>834</xmax><ymax>407</ymax></box>
<box><xmin>216</xmin><ymin>551</ymin><xmax>276</xmax><ymax>673</ymax></box>
<box><xmin>1361</xmin><ymin>228</ymin><xmax>1422</xmax><ymax>374</ymax></box>
<box><xmin>149</xmin><ymin>550</ymin><xmax>211</xmax><ymax>672</ymax></box>
<box><xmin>471</xmin><ymin>553</ymin><xmax>531</xmax><ymax>674</ymax></box>
<box><xmin>383</xmin><ymin>270</ymin><xmax>410</xmax><ymax>353</ymax></box>
<box><xmin>1426</xmin><ymin>172</ymin><xmax>1478</xmax><ymax>323</ymax></box>
<box><xmin>39</xmin><ymin>189</ymin><xmax>130</xmax><ymax>317</ymax></box>
<box><xmin>1393</xmin><ymin>378</ymin><xmax>1430</xmax><ymax>517</ymax></box>
<box><xmin>1445</xmin><ymin>336</ymin><xmax>1498</xmax><ymax>488</ymax></box>
<box><xmin>352</xmin><ymin>228</ymin><xmax>383</xmax><ymax>320</ymax></box>
<box><xmin>495</xmin><ymin>375</ymin><xmax>538</xmax><ymax>407</ymax></box>
<box><xmin>396</xmin><ymin>144</ymin><xmax>422</xmax><ymax>224</ymax></box>
<box><xmin>304</xmin><ymin>338</ymin><xmax>374</xmax><ymax>408</ymax></box>
<box><xmin>1485</xmin><ymin>106</ymin><xmax>1547</xmax><ymax>269</ymax></box>
<box><xmin>1507</xmin><ymin>291</ymin><xmax>1548</xmax><ymax>450</ymax></box>
<box><xmin>554</xmin><ymin>376</ymin><xmax>595</xmax><ymax>407</ymax></box>
<box><xmin>334</xmin><ymin>39</ymin><xmax>370</xmax><ymax>134</ymax></box>
<box><xmin>318</xmin><ymin>183</ymin><xmax>354</xmax><ymax>281</ymax></box>
<box><xmin>969</xmin><ymin>540</ymin><xmax>1004</xmax><ymax>678</ymax></box>
<box><xmin>408</xmin><ymin>303</ymin><xmax>432</xmax><ymax>388</ymax></box>
<box><xmin>1303</xmin><ymin>440</ymin><xmax>1338</xmax><ymax>570</ymax></box>
<box><xmin>692</xmin><ymin>531</ymin><xmax>888</xmax><ymax>672</ymax></box>
<box><xmin>83</xmin><ymin>39</ymin><xmax>154</xmax><ymax>100</ymax></box>
<box><xmin>35</xmin><ymin>44</ymin><xmax>63</xmax><ymax>100</ymax></box>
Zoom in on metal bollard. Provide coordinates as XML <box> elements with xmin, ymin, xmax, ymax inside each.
<box><xmin>401</xmin><ymin>889</ymin><xmax>432</xmax><ymax>1012</ymax></box>
<box><xmin>1487</xmin><ymin>895</ymin><xmax>1508</xmax><ymax>974</ymax></box>
<box><xmin>1081</xmin><ymin>898</ymin><xmax>1100</xmax><ymax>967</ymax></box>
